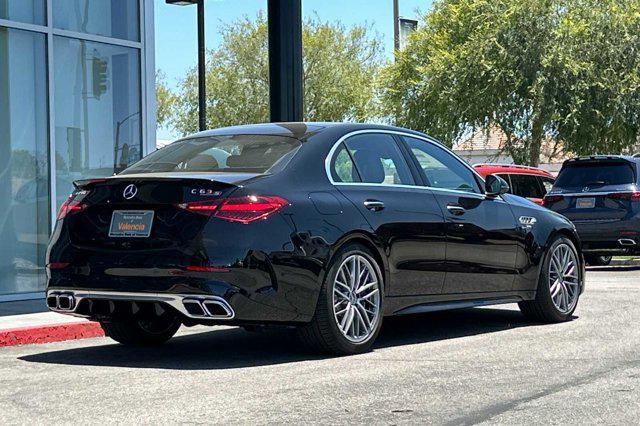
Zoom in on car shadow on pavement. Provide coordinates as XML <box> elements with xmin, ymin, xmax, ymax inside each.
<box><xmin>19</xmin><ymin>307</ymin><xmax>552</xmax><ymax>370</ymax></box>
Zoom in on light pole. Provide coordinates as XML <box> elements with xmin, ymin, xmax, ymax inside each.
<box><xmin>393</xmin><ymin>0</ymin><xmax>399</xmax><ymax>51</ymax></box>
<box><xmin>267</xmin><ymin>0</ymin><xmax>303</xmax><ymax>123</ymax></box>
<box><xmin>166</xmin><ymin>0</ymin><xmax>207</xmax><ymax>131</ymax></box>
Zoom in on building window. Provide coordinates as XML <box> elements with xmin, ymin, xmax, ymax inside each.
<box><xmin>0</xmin><ymin>27</ymin><xmax>49</xmax><ymax>295</ymax></box>
<box><xmin>53</xmin><ymin>0</ymin><xmax>140</xmax><ymax>42</ymax></box>
<box><xmin>0</xmin><ymin>0</ymin><xmax>46</xmax><ymax>26</ymax></box>
<box><xmin>53</xmin><ymin>36</ymin><xmax>142</xmax><ymax>208</ymax></box>
<box><xmin>0</xmin><ymin>1</ymin><xmax>151</xmax><ymax>299</ymax></box>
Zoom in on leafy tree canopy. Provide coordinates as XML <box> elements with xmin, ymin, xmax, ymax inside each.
<box><xmin>380</xmin><ymin>0</ymin><xmax>640</xmax><ymax>165</ymax></box>
<box><xmin>165</xmin><ymin>14</ymin><xmax>383</xmax><ymax>136</ymax></box>
<box><xmin>155</xmin><ymin>70</ymin><xmax>175</xmax><ymax>129</ymax></box>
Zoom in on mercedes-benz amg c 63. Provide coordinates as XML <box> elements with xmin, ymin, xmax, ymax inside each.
<box><xmin>47</xmin><ymin>123</ymin><xmax>584</xmax><ymax>354</ymax></box>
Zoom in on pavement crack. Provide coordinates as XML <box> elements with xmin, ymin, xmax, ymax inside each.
<box><xmin>443</xmin><ymin>357</ymin><xmax>640</xmax><ymax>426</ymax></box>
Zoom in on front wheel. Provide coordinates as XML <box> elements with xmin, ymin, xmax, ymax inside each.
<box><xmin>100</xmin><ymin>315</ymin><xmax>181</xmax><ymax>346</ymax></box>
<box><xmin>297</xmin><ymin>243</ymin><xmax>384</xmax><ymax>355</ymax></box>
<box><xmin>519</xmin><ymin>236</ymin><xmax>582</xmax><ymax>323</ymax></box>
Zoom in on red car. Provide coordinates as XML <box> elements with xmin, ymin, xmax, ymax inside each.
<box><xmin>474</xmin><ymin>164</ymin><xmax>555</xmax><ymax>206</ymax></box>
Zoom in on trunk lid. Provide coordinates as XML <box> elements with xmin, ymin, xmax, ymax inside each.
<box><xmin>65</xmin><ymin>173</ymin><xmax>260</xmax><ymax>250</ymax></box>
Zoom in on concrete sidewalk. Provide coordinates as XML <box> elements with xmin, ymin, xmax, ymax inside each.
<box><xmin>0</xmin><ymin>311</ymin><xmax>91</xmax><ymax>330</ymax></box>
<box><xmin>610</xmin><ymin>256</ymin><xmax>640</xmax><ymax>266</ymax></box>
<box><xmin>0</xmin><ymin>301</ymin><xmax>103</xmax><ymax>347</ymax></box>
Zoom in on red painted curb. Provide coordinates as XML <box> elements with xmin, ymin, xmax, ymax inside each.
<box><xmin>0</xmin><ymin>322</ymin><xmax>105</xmax><ymax>347</ymax></box>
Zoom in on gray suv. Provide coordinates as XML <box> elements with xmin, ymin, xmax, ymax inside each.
<box><xmin>544</xmin><ymin>155</ymin><xmax>640</xmax><ymax>265</ymax></box>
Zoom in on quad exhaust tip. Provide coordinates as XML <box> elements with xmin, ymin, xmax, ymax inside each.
<box><xmin>618</xmin><ymin>239</ymin><xmax>636</xmax><ymax>246</ymax></box>
<box><xmin>47</xmin><ymin>293</ymin><xmax>76</xmax><ymax>311</ymax></box>
<box><xmin>182</xmin><ymin>298</ymin><xmax>234</xmax><ymax>319</ymax></box>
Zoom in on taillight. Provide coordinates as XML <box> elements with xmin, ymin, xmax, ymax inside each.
<box><xmin>542</xmin><ymin>195</ymin><xmax>564</xmax><ymax>206</ymax></box>
<box><xmin>47</xmin><ymin>262</ymin><xmax>70</xmax><ymax>269</ymax></box>
<box><xmin>608</xmin><ymin>192</ymin><xmax>640</xmax><ymax>201</ymax></box>
<box><xmin>56</xmin><ymin>196</ymin><xmax>87</xmax><ymax>220</ymax></box>
<box><xmin>177</xmin><ymin>195</ymin><xmax>289</xmax><ymax>224</ymax></box>
<box><xmin>185</xmin><ymin>265</ymin><xmax>230</xmax><ymax>272</ymax></box>
<box><xmin>216</xmin><ymin>196</ymin><xmax>289</xmax><ymax>223</ymax></box>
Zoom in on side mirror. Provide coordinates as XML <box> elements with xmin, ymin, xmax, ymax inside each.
<box><xmin>485</xmin><ymin>174</ymin><xmax>510</xmax><ymax>197</ymax></box>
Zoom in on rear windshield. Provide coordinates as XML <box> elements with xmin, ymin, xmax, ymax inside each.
<box><xmin>555</xmin><ymin>161</ymin><xmax>636</xmax><ymax>188</ymax></box>
<box><xmin>120</xmin><ymin>135</ymin><xmax>301</xmax><ymax>175</ymax></box>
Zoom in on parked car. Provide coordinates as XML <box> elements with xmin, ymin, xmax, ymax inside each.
<box><xmin>46</xmin><ymin>123</ymin><xmax>584</xmax><ymax>354</ymax></box>
<box><xmin>543</xmin><ymin>155</ymin><xmax>640</xmax><ymax>266</ymax></box>
<box><xmin>474</xmin><ymin>164</ymin><xmax>555</xmax><ymax>206</ymax></box>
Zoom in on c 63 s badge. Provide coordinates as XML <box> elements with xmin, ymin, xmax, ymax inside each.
<box><xmin>190</xmin><ymin>189</ymin><xmax>222</xmax><ymax>196</ymax></box>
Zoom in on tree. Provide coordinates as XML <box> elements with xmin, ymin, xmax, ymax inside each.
<box><xmin>155</xmin><ymin>70</ymin><xmax>175</xmax><ymax>128</ymax></box>
<box><xmin>379</xmin><ymin>0</ymin><xmax>640</xmax><ymax>166</ymax></box>
<box><xmin>168</xmin><ymin>14</ymin><xmax>383</xmax><ymax>135</ymax></box>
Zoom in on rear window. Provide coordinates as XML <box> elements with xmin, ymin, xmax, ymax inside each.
<box><xmin>555</xmin><ymin>161</ymin><xmax>636</xmax><ymax>188</ymax></box>
<box><xmin>120</xmin><ymin>135</ymin><xmax>301</xmax><ymax>175</ymax></box>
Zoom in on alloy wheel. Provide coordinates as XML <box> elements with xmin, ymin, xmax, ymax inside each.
<box><xmin>332</xmin><ymin>254</ymin><xmax>381</xmax><ymax>343</ymax></box>
<box><xmin>549</xmin><ymin>243</ymin><xmax>579</xmax><ymax>314</ymax></box>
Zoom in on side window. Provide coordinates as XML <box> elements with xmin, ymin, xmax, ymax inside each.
<box><xmin>541</xmin><ymin>176</ymin><xmax>555</xmax><ymax>193</ymax></box>
<box><xmin>343</xmin><ymin>134</ymin><xmax>415</xmax><ymax>185</ymax></box>
<box><xmin>402</xmin><ymin>136</ymin><xmax>480</xmax><ymax>193</ymax></box>
<box><xmin>330</xmin><ymin>144</ymin><xmax>360</xmax><ymax>183</ymax></box>
<box><xmin>510</xmin><ymin>174</ymin><xmax>545</xmax><ymax>198</ymax></box>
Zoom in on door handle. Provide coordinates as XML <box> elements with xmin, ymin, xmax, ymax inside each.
<box><xmin>364</xmin><ymin>200</ymin><xmax>385</xmax><ymax>211</ymax></box>
<box><xmin>446</xmin><ymin>204</ymin><xmax>466</xmax><ymax>216</ymax></box>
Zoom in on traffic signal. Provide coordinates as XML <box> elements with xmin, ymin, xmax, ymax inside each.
<box><xmin>92</xmin><ymin>57</ymin><xmax>108</xmax><ymax>99</ymax></box>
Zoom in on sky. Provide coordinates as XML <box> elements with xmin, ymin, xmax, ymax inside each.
<box><xmin>154</xmin><ymin>0</ymin><xmax>434</xmax><ymax>139</ymax></box>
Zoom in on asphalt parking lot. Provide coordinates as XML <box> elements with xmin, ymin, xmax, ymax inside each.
<box><xmin>2</xmin><ymin>267</ymin><xmax>639</xmax><ymax>425</ymax></box>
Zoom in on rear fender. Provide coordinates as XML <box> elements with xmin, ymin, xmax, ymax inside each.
<box><xmin>310</xmin><ymin>230</ymin><xmax>389</xmax><ymax>317</ymax></box>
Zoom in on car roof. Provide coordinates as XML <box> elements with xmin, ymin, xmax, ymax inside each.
<box><xmin>184</xmin><ymin>122</ymin><xmax>431</xmax><ymax>142</ymax></box>
<box><xmin>473</xmin><ymin>164</ymin><xmax>554</xmax><ymax>178</ymax></box>
<box><xmin>563</xmin><ymin>155</ymin><xmax>640</xmax><ymax>165</ymax></box>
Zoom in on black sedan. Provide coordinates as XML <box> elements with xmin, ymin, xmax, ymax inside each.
<box><xmin>46</xmin><ymin>123</ymin><xmax>584</xmax><ymax>354</ymax></box>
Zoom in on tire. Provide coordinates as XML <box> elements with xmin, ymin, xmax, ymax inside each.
<box><xmin>297</xmin><ymin>243</ymin><xmax>384</xmax><ymax>355</ymax></box>
<box><xmin>519</xmin><ymin>236</ymin><xmax>582</xmax><ymax>323</ymax></box>
<box><xmin>584</xmin><ymin>254</ymin><xmax>612</xmax><ymax>266</ymax></box>
<box><xmin>100</xmin><ymin>316</ymin><xmax>181</xmax><ymax>346</ymax></box>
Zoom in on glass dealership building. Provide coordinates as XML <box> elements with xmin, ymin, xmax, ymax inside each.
<box><xmin>0</xmin><ymin>0</ymin><xmax>156</xmax><ymax>300</ymax></box>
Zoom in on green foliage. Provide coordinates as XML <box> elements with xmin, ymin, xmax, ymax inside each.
<box><xmin>155</xmin><ymin>70</ymin><xmax>175</xmax><ymax>128</ymax></box>
<box><xmin>380</xmin><ymin>0</ymin><xmax>640</xmax><ymax>165</ymax></box>
<box><xmin>167</xmin><ymin>14</ymin><xmax>383</xmax><ymax>136</ymax></box>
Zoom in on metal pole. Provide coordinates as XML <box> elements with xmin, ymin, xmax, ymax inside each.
<box><xmin>393</xmin><ymin>0</ymin><xmax>399</xmax><ymax>52</ymax></box>
<box><xmin>267</xmin><ymin>0</ymin><xmax>303</xmax><ymax>122</ymax></box>
<box><xmin>197</xmin><ymin>0</ymin><xmax>206</xmax><ymax>131</ymax></box>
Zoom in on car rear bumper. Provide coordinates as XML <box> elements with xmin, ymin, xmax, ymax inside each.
<box><xmin>45</xmin><ymin>283</ymin><xmax>312</xmax><ymax>325</ymax></box>
<box><xmin>572</xmin><ymin>217</ymin><xmax>640</xmax><ymax>251</ymax></box>
<box><xmin>46</xmin><ymin>258</ymin><xmax>317</xmax><ymax>324</ymax></box>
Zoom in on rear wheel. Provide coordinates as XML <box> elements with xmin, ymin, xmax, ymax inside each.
<box><xmin>584</xmin><ymin>254</ymin><xmax>612</xmax><ymax>266</ymax></box>
<box><xmin>100</xmin><ymin>315</ymin><xmax>181</xmax><ymax>346</ymax></box>
<box><xmin>297</xmin><ymin>243</ymin><xmax>384</xmax><ymax>355</ymax></box>
<box><xmin>519</xmin><ymin>236</ymin><xmax>581</xmax><ymax>322</ymax></box>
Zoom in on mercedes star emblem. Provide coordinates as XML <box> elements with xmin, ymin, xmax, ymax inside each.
<box><xmin>123</xmin><ymin>184</ymin><xmax>138</xmax><ymax>200</ymax></box>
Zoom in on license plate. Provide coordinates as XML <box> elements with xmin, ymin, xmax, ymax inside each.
<box><xmin>576</xmin><ymin>198</ymin><xmax>595</xmax><ymax>209</ymax></box>
<box><xmin>109</xmin><ymin>210</ymin><xmax>154</xmax><ymax>238</ymax></box>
